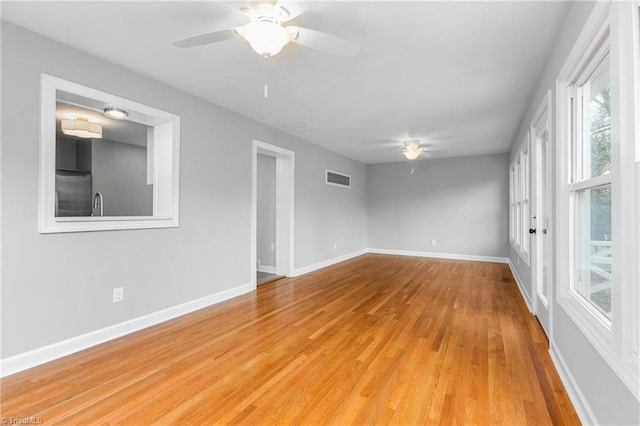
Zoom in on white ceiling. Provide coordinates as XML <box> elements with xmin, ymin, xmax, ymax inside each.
<box><xmin>2</xmin><ymin>1</ymin><xmax>571</xmax><ymax>164</ymax></box>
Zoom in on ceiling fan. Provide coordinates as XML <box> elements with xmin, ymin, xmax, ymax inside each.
<box><xmin>172</xmin><ymin>1</ymin><xmax>360</xmax><ymax>58</ymax></box>
<box><xmin>401</xmin><ymin>139</ymin><xmax>447</xmax><ymax>160</ymax></box>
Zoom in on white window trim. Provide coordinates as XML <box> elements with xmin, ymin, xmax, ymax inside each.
<box><xmin>634</xmin><ymin>0</ymin><xmax>640</xmax><ymax>361</ymax></box>
<box><xmin>556</xmin><ymin>2</ymin><xmax>639</xmax><ymax>398</ymax></box>
<box><xmin>39</xmin><ymin>74</ymin><xmax>181</xmax><ymax>233</ymax></box>
<box><xmin>530</xmin><ymin>89</ymin><xmax>553</xmax><ymax>309</ymax></box>
<box><xmin>509</xmin><ymin>133</ymin><xmax>531</xmax><ymax>265</ymax></box>
<box><xmin>509</xmin><ymin>167</ymin><xmax>515</xmax><ymax>242</ymax></box>
<box><xmin>635</xmin><ymin>0</ymin><xmax>640</xmax><ymax>165</ymax></box>
<box><xmin>618</xmin><ymin>0</ymin><xmax>640</xmax><ymax>364</ymax></box>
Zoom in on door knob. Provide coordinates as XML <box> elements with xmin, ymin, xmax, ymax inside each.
<box><xmin>529</xmin><ymin>228</ymin><xmax>537</xmax><ymax>234</ymax></box>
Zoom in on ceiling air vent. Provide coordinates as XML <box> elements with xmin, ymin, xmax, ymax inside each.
<box><xmin>282</xmin><ymin>120</ymin><xmax>318</xmax><ymax>133</ymax></box>
<box><xmin>326</xmin><ymin>170</ymin><xmax>351</xmax><ymax>188</ymax></box>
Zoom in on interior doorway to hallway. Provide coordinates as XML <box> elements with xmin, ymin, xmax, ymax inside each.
<box><xmin>251</xmin><ymin>140</ymin><xmax>295</xmax><ymax>289</ymax></box>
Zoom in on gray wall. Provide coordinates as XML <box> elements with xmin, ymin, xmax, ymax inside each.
<box><xmin>508</xmin><ymin>1</ymin><xmax>639</xmax><ymax>424</ymax></box>
<box><xmin>1</xmin><ymin>22</ymin><xmax>368</xmax><ymax>358</ymax></box>
<box><xmin>92</xmin><ymin>139</ymin><xmax>152</xmax><ymax>216</ymax></box>
<box><xmin>256</xmin><ymin>154</ymin><xmax>276</xmax><ymax>269</ymax></box>
<box><xmin>7</xmin><ymin>14</ymin><xmax>633</xmax><ymax>424</ymax></box>
<box><xmin>367</xmin><ymin>154</ymin><xmax>509</xmax><ymax>258</ymax></box>
<box><xmin>294</xmin><ymin>154</ymin><xmax>368</xmax><ymax>268</ymax></box>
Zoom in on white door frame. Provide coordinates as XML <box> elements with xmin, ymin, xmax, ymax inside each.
<box><xmin>530</xmin><ymin>90</ymin><xmax>553</xmax><ymax>336</ymax></box>
<box><xmin>251</xmin><ymin>140</ymin><xmax>295</xmax><ymax>289</ymax></box>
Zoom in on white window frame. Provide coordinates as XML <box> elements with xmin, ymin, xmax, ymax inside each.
<box><xmin>509</xmin><ymin>166</ymin><xmax>515</xmax><ymax>242</ymax></box>
<box><xmin>570</xmin><ymin>46</ymin><xmax>612</xmax><ymax>325</ymax></box>
<box><xmin>520</xmin><ymin>144</ymin><xmax>530</xmax><ymax>257</ymax></box>
<box><xmin>39</xmin><ymin>74</ymin><xmax>181</xmax><ymax>233</ymax></box>
<box><xmin>634</xmin><ymin>0</ymin><xmax>640</xmax><ymax>361</ymax></box>
<box><xmin>556</xmin><ymin>2</ymin><xmax>639</xmax><ymax>398</ymax></box>
<box><xmin>509</xmin><ymin>133</ymin><xmax>530</xmax><ymax>265</ymax></box>
<box><xmin>625</xmin><ymin>0</ymin><xmax>640</xmax><ymax>363</ymax></box>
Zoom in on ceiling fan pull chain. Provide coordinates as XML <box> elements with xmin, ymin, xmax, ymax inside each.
<box><xmin>261</xmin><ymin>56</ymin><xmax>275</xmax><ymax>99</ymax></box>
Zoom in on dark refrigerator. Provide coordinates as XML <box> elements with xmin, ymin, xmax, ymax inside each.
<box><xmin>55</xmin><ymin>170</ymin><xmax>92</xmax><ymax>217</ymax></box>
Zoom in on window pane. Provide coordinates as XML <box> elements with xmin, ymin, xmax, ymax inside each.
<box><xmin>581</xmin><ymin>57</ymin><xmax>611</xmax><ymax>180</ymax></box>
<box><xmin>523</xmin><ymin>199</ymin><xmax>529</xmax><ymax>252</ymax></box>
<box><xmin>510</xmin><ymin>168</ymin><xmax>515</xmax><ymax>240</ymax></box>
<box><xmin>521</xmin><ymin>150</ymin><xmax>529</xmax><ymax>253</ymax></box>
<box><xmin>573</xmin><ymin>185</ymin><xmax>612</xmax><ymax>317</ymax></box>
<box><xmin>515</xmin><ymin>162</ymin><xmax>520</xmax><ymax>245</ymax></box>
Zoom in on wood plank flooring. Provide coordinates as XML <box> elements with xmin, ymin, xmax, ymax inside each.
<box><xmin>1</xmin><ymin>254</ymin><xmax>580</xmax><ymax>425</ymax></box>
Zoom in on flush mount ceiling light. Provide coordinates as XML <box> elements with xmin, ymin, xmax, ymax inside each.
<box><xmin>402</xmin><ymin>140</ymin><xmax>424</xmax><ymax>160</ymax></box>
<box><xmin>104</xmin><ymin>107</ymin><xmax>128</xmax><ymax>120</ymax></box>
<box><xmin>61</xmin><ymin>117</ymin><xmax>102</xmax><ymax>139</ymax></box>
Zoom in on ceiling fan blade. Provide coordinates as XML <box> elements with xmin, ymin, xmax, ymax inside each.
<box><xmin>172</xmin><ymin>29</ymin><xmax>238</xmax><ymax>48</ymax></box>
<box><xmin>274</xmin><ymin>0</ymin><xmax>303</xmax><ymax>22</ymax></box>
<box><xmin>421</xmin><ymin>145</ymin><xmax>449</xmax><ymax>151</ymax></box>
<box><xmin>287</xmin><ymin>26</ymin><xmax>359</xmax><ymax>57</ymax></box>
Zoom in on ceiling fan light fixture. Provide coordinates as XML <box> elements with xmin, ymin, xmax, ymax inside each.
<box><xmin>402</xmin><ymin>139</ymin><xmax>424</xmax><ymax>160</ymax></box>
<box><xmin>241</xmin><ymin>20</ymin><xmax>291</xmax><ymax>58</ymax></box>
<box><xmin>61</xmin><ymin>117</ymin><xmax>102</xmax><ymax>139</ymax></box>
<box><xmin>403</xmin><ymin>149</ymin><xmax>422</xmax><ymax>161</ymax></box>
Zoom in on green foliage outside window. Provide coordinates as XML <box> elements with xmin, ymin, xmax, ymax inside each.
<box><xmin>589</xmin><ymin>85</ymin><xmax>612</xmax><ymax>243</ymax></box>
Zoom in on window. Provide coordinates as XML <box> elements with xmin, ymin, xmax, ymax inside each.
<box><xmin>570</xmin><ymin>53</ymin><xmax>613</xmax><ymax>320</ymax></box>
<box><xmin>634</xmin><ymin>0</ymin><xmax>640</xmax><ymax>359</ymax></box>
<box><xmin>557</xmin><ymin>2</ymin><xmax>638</xmax><ymax>397</ymax></box>
<box><xmin>521</xmin><ymin>146</ymin><xmax>530</xmax><ymax>255</ymax></box>
<box><xmin>509</xmin><ymin>134</ymin><xmax>530</xmax><ymax>264</ymax></box>
<box><xmin>39</xmin><ymin>74</ymin><xmax>181</xmax><ymax>233</ymax></box>
<box><xmin>514</xmin><ymin>160</ymin><xmax>521</xmax><ymax>246</ymax></box>
<box><xmin>509</xmin><ymin>167</ymin><xmax>515</xmax><ymax>241</ymax></box>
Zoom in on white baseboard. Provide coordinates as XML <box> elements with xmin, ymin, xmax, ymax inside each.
<box><xmin>508</xmin><ymin>260</ymin><xmax>534</xmax><ymax>313</ymax></box>
<box><xmin>549</xmin><ymin>344</ymin><xmax>598</xmax><ymax>425</ymax></box>
<box><xmin>257</xmin><ymin>265</ymin><xmax>276</xmax><ymax>274</ymax></box>
<box><xmin>367</xmin><ymin>248</ymin><xmax>509</xmax><ymax>264</ymax></box>
<box><xmin>293</xmin><ymin>248</ymin><xmax>509</xmax><ymax>278</ymax></box>
<box><xmin>293</xmin><ymin>249</ymin><xmax>368</xmax><ymax>276</ymax></box>
<box><xmin>0</xmin><ymin>282</ymin><xmax>253</xmax><ymax>378</ymax></box>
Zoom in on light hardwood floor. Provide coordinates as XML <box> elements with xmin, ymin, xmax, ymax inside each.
<box><xmin>1</xmin><ymin>254</ymin><xmax>579</xmax><ymax>425</ymax></box>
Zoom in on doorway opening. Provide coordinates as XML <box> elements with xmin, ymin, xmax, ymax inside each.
<box><xmin>251</xmin><ymin>140</ymin><xmax>295</xmax><ymax>289</ymax></box>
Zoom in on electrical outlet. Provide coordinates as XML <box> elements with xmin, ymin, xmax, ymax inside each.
<box><xmin>432</xmin><ymin>239</ymin><xmax>437</xmax><ymax>246</ymax></box>
<box><xmin>270</xmin><ymin>243</ymin><xmax>276</xmax><ymax>251</ymax></box>
<box><xmin>112</xmin><ymin>287</ymin><xmax>124</xmax><ymax>303</ymax></box>
<box><xmin>333</xmin><ymin>242</ymin><xmax>338</xmax><ymax>250</ymax></box>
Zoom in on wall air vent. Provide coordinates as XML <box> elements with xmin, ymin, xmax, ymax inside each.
<box><xmin>326</xmin><ymin>170</ymin><xmax>351</xmax><ymax>188</ymax></box>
